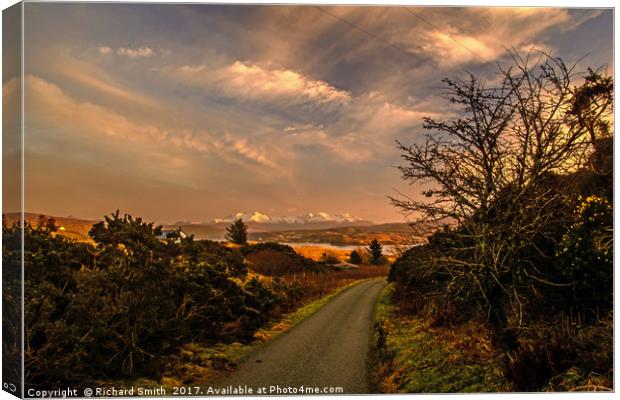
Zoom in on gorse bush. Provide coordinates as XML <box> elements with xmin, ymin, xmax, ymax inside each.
<box><xmin>11</xmin><ymin>212</ymin><xmax>387</xmax><ymax>389</ymax></box>
<box><xmin>14</xmin><ymin>213</ymin><xmax>291</xmax><ymax>387</ymax></box>
<box><xmin>557</xmin><ymin>196</ymin><xmax>613</xmax><ymax>305</ymax></box>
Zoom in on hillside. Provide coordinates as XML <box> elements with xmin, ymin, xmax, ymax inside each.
<box><xmin>3</xmin><ymin>212</ymin><xmax>98</xmax><ymax>241</ymax></box>
<box><xmin>4</xmin><ymin>212</ymin><xmax>442</xmax><ymax>247</ymax></box>
<box><xmin>247</xmin><ymin>221</ymin><xmax>443</xmax><ymax>246</ymax></box>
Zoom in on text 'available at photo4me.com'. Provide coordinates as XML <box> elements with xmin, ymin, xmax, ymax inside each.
<box><xmin>25</xmin><ymin>385</ymin><xmax>345</xmax><ymax>397</ymax></box>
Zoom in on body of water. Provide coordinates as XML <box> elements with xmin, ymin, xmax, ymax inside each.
<box><xmin>281</xmin><ymin>242</ymin><xmax>411</xmax><ymax>255</ymax></box>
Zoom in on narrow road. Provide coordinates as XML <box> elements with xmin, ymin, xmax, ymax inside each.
<box><xmin>219</xmin><ymin>278</ymin><xmax>386</xmax><ymax>394</ymax></box>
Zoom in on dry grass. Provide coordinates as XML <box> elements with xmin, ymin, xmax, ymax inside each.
<box><xmin>372</xmin><ymin>286</ymin><xmax>511</xmax><ymax>393</ymax></box>
<box><xmin>244</xmin><ymin>243</ymin><xmax>389</xmax><ymax>311</ymax></box>
<box><xmin>293</xmin><ymin>244</ymin><xmax>399</xmax><ymax>264</ymax></box>
<box><xmin>545</xmin><ymin>367</ymin><xmax>612</xmax><ymax>392</ymax></box>
<box><xmin>293</xmin><ymin>245</ymin><xmax>352</xmax><ymax>261</ymax></box>
<box><xmin>245</xmin><ymin>249</ymin><xmax>305</xmax><ymax>275</ymax></box>
<box><xmin>256</xmin><ymin>265</ymin><xmax>389</xmax><ymax>312</ymax></box>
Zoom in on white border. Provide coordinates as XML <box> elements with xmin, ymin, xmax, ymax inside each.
<box><xmin>0</xmin><ymin>2</ymin><xmax>616</xmax><ymax>400</ymax></box>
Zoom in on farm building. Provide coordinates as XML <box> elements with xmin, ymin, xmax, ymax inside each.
<box><xmin>157</xmin><ymin>227</ymin><xmax>188</xmax><ymax>241</ymax></box>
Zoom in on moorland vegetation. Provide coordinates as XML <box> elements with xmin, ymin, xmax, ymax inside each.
<box><xmin>3</xmin><ymin>211</ymin><xmax>387</xmax><ymax>389</ymax></box>
<box><xmin>382</xmin><ymin>52</ymin><xmax>613</xmax><ymax>392</ymax></box>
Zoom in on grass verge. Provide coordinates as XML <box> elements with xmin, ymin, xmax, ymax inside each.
<box><xmin>370</xmin><ymin>284</ymin><xmax>511</xmax><ymax>393</ymax></box>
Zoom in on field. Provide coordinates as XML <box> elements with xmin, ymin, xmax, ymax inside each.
<box><xmin>247</xmin><ymin>223</ymin><xmax>437</xmax><ymax>246</ymax></box>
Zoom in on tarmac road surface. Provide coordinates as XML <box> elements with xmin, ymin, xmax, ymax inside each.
<box><xmin>219</xmin><ymin>278</ymin><xmax>386</xmax><ymax>394</ymax></box>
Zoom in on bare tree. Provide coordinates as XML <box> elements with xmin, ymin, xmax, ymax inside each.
<box><xmin>392</xmin><ymin>52</ymin><xmax>604</xmax><ymax>224</ymax></box>
<box><xmin>391</xmin><ymin>52</ymin><xmax>613</xmax><ymax>341</ymax></box>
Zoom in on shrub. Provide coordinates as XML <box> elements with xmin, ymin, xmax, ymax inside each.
<box><xmin>349</xmin><ymin>250</ymin><xmax>362</xmax><ymax>264</ymax></box>
<box><xmin>246</xmin><ymin>249</ymin><xmax>304</xmax><ymax>275</ymax></box>
<box><xmin>18</xmin><ymin>212</ymin><xmax>284</xmax><ymax>387</ymax></box>
<box><xmin>556</xmin><ymin>195</ymin><xmax>612</xmax><ymax>306</ymax></box>
<box><xmin>320</xmin><ymin>251</ymin><xmax>340</xmax><ymax>264</ymax></box>
<box><xmin>241</xmin><ymin>242</ymin><xmax>320</xmax><ymax>274</ymax></box>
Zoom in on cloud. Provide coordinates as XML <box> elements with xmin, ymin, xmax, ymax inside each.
<box><xmin>69</xmin><ymin>69</ymin><xmax>159</xmax><ymax>108</ymax></box>
<box><xmin>97</xmin><ymin>46</ymin><xmax>156</xmax><ymax>58</ymax></box>
<box><xmin>406</xmin><ymin>8</ymin><xmax>592</xmax><ymax>66</ymax></box>
<box><xmin>223</xmin><ymin>61</ymin><xmax>351</xmax><ymax>105</ymax></box>
<box><xmin>256</xmin><ymin>7</ymin><xmax>599</xmax><ymax>71</ymax></box>
<box><xmin>170</xmin><ymin>60</ymin><xmax>351</xmax><ymax>111</ymax></box>
<box><xmin>167</xmin><ymin>129</ymin><xmax>280</xmax><ymax>171</ymax></box>
<box><xmin>25</xmin><ymin>75</ymin><xmax>169</xmax><ymax>145</ymax></box>
<box><xmin>18</xmin><ymin>4</ymin><xmax>611</xmax><ymax>223</ymax></box>
<box><xmin>284</xmin><ymin>123</ymin><xmax>325</xmax><ymax>135</ymax></box>
<box><xmin>420</xmin><ymin>30</ymin><xmax>497</xmax><ymax>65</ymax></box>
<box><xmin>171</xmin><ymin>55</ymin><xmax>434</xmax><ymax>164</ymax></box>
<box><xmin>281</xmin><ymin>92</ymin><xmax>429</xmax><ymax>163</ymax></box>
<box><xmin>165</xmin><ymin>57</ymin><xmax>428</xmax><ymax>163</ymax></box>
<box><xmin>229</xmin><ymin>136</ymin><xmax>278</xmax><ymax>169</ymax></box>
<box><xmin>47</xmin><ymin>50</ymin><xmax>159</xmax><ymax>109</ymax></box>
<box><xmin>116</xmin><ymin>46</ymin><xmax>155</xmax><ymax>58</ymax></box>
<box><xmin>22</xmin><ymin>75</ymin><xmax>283</xmax><ymax>173</ymax></box>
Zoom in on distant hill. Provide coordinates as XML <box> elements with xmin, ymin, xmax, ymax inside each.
<box><xmin>4</xmin><ymin>212</ymin><xmax>443</xmax><ymax>246</ymax></box>
<box><xmin>3</xmin><ymin>212</ymin><xmax>98</xmax><ymax>241</ymax></box>
<box><xmin>162</xmin><ymin>223</ymin><xmax>226</xmax><ymax>240</ymax></box>
<box><xmin>246</xmin><ymin>221</ymin><xmax>444</xmax><ymax>246</ymax></box>
<box><xmin>165</xmin><ymin>211</ymin><xmax>378</xmax><ymax>240</ymax></box>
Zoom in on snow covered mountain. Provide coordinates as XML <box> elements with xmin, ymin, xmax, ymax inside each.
<box><xmin>212</xmin><ymin>211</ymin><xmax>370</xmax><ymax>226</ymax></box>
<box><xmin>213</xmin><ymin>211</ymin><xmax>273</xmax><ymax>224</ymax></box>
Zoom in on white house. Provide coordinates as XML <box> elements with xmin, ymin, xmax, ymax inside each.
<box><xmin>157</xmin><ymin>227</ymin><xmax>188</xmax><ymax>241</ymax></box>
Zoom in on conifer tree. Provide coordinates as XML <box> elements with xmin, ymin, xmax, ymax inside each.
<box><xmin>367</xmin><ymin>239</ymin><xmax>383</xmax><ymax>265</ymax></box>
<box><xmin>226</xmin><ymin>218</ymin><xmax>248</xmax><ymax>245</ymax></box>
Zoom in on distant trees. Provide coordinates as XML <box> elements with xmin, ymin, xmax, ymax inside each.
<box><xmin>349</xmin><ymin>250</ymin><xmax>362</xmax><ymax>264</ymax></box>
<box><xmin>320</xmin><ymin>252</ymin><xmax>340</xmax><ymax>264</ymax></box>
<box><xmin>36</xmin><ymin>215</ymin><xmax>58</xmax><ymax>233</ymax></box>
<box><xmin>226</xmin><ymin>218</ymin><xmax>248</xmax><ymax>245</ymax></box>
<box><xmin>367</xmin><ymin>239</ymin><xmax>383</xmax><ymax>265</ymax></box>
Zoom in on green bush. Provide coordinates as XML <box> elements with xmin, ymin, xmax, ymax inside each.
<box><xmin>14</xmin><ymin>212</ymin><xmax>290</xmax><ymax>387</ymax></box>
<box><xmin>556</xmin><ymin>195</ymin><xmax>613</xmax><ymax>306</ymax></box>
<box><xmin>349</xmin><ymin>250</ymin><xmax>362</xmax><ymax>264</ymax></box>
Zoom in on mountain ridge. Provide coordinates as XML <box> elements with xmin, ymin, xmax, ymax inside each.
<box><xmin>4</xmin><ymin>212</ymin><xmax>414</xmax><ymax>243</ymax></box>
<box><xmin>209</xmin><ymin>211</ymin><xmax>372</xmax><ymax>226</ymax></box>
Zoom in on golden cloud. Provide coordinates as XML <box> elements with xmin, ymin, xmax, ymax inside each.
<box><xmin>412</xmin><ymin>8</ymin><xmax>573</xmax><ymax>66</ymax></box>
<box><xmin>172</xmin><ymin>60</ymin><xmax>351</xmax><ymax>108</ymax></box>
<box><xmin>21</xmin><ymin>75</ymin><xmax>283</xmax><ymax>172</ymax></box>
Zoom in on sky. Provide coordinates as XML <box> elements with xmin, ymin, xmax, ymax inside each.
<box><xmin>4</xmin><ymin>4</ymin><xmax>613</xmax><ymax>223</ymax></box>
